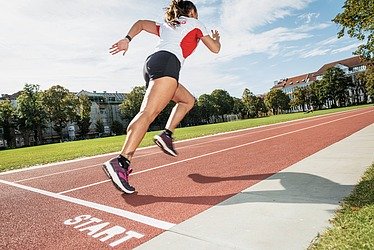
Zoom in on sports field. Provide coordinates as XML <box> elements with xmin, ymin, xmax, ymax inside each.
<box><xmin>0</xmin><ymin>106</ymin><xmax>373</xmax><ymax>249</ymax></box>
<box><xmin>0</xmin><ymin>105</ymin><xmax>370</xmax><ymax>172</ymax></box>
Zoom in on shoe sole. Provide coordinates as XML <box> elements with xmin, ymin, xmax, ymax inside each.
<box><xmin>102</xmin><ymin>162</ymin><xmax>135</xmax><ymax>194</ymax></box>
<box><xmin>154</xmin><ymin>135</ymin><xmax>177</xmax><ymax>157</ymax></box>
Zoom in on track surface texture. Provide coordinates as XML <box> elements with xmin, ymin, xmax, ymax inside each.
<box><xmin>1</xmin><ymin>107</ymin><xmax>373</xmax><ymax>249</ymax></box>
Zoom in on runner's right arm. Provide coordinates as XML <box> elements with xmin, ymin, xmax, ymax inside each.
<box><xmin>110</xmin><ymin>20</ymin><xmax>159</xmax><ymax>56</ymax></box>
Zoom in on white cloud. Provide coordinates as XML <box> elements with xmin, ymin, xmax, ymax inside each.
<box><xmin>221</xmin><ymin>0</ymin><xmax>311</xmax><ymax>32</ymax></box>
<box><xmin>331</xmin><ymin>43</ymin><xmax>361</xmax><ymax>54</ymax></box>
<box><xmin>317</xmin><ymin>36</ymin><xmax>340</xmax><ymax>46</ymax></box>
<box><xmin>295</xmin><ymin>22</ymin><xmax>331</xmax><ymax>32</ymax></box>
<box><xmin>297</xmin><ymin>12</ymin><xmax>320</xmax><ymax>24</ymax></box>
<box><xmin>301</xmin><ymin>48</ymin><xmax>331</xmax><ymax>58</ymax></box>
<box><xmin>0</xmin><ymin>0</ymin><xmax>356</xmax><ymax>97</ymax></box>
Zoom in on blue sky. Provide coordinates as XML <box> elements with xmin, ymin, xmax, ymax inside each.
<box><xmin>0</xmin><ymin>0</ymin><xmax>360</xmax><ymax>98</ymax></box>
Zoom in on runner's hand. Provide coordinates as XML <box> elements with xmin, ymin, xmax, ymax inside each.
<box><xmin>109</xmin><ymin>39</ymin><xmax>129</xmax><ymax>56</ymax></box>
<box><xmin>211</xmin><ymin>30</ymin><xmax>220</xmax><ymax>42</ymax></box>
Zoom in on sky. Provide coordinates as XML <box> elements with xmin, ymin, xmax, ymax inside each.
<box><xmin>0</xmin><ymin>0</ymin><xmax>361</xmax><ymax>98</ymax></box>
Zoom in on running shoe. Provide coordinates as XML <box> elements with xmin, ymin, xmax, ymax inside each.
<box><xmin>102</xmin><ymin>156</ymin><xmax>135</xmax><ymax>194</ymax></box>
<box><xmin>154</xmin><ymin>131</ymin><xmax>178</xmax><ymax>156</ymax></box>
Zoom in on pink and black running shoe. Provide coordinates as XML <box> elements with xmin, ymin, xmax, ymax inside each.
<box><xmin>154</xmin><ymin>131</ymin><xmax>178</xmax><ymax>157</ymax></box>
<box><xmin>103</xmin><ymin>156</ymin><xmax>135</xmax><ymax>194</ymax></box>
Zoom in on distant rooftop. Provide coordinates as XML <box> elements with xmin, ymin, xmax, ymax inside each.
<box><xmin>272</xmin><ymin>55</ymin><xmax>367</xmax><ymax>90</ymax></box>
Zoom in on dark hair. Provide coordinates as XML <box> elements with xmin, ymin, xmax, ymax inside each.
<box><xmin>164</xmin><ymin>0</ymin><xmax>197</xmax><ymax>27</ymax></box>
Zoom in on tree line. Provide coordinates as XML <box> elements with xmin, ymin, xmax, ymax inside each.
<box><xmin>0</xmin><ymin>84</ymin><xmax>92</xmax><ymax>148</ymax></box>
<box><xmin>290</xmin><ymin>66</ymin><xmax>374</xmax><ymax>112</ymax></box>
<box><xmin>0</xmin><ymin>66</ymin><xmax>373</xmax><ymax>149</ymax></box>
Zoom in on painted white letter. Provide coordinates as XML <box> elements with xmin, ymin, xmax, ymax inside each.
<box><xmin>79</xmin><ymin>222</ymin><xmax>110</xmax><ymax>236</ymax></box>
<box><xmin>109</xmin><ymin>231</ymin><xmax>144</xmax><ymax>247</ymax></box>
<box><xmin>92</xmin><ymin>225</ymin><xmax>126</xmax><ymax>242</ymax></box>
<box><xmin>74</xmin><ymin>217</ymin><xmax>102</xmax><ymax>229</ymax></box>
<box><xmin>64</xmin><ymin>215</ymin><xmax>91</xmax><ymax>225</ymax></box>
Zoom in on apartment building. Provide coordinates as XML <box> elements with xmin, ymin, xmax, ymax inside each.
<box><xmin>0</xmin><ymin>90</ymin><xmax>127</xmax><ymax>145</ymax></box>
<box><xmin>272</xmin><ymin>55</ymin><xmax>368</xmax><ymax>109</ymax></box>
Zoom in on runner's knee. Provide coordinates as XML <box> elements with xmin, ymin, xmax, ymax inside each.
<box><xmin>185</xmin><ymin>96</ymin><xmax>196</xmax><ymax>111</ymax></box>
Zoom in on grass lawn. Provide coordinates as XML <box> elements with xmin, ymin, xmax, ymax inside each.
<box><xmin>309</xmin><ymin>163</ymin><xmax>374</xmax><ymax>249</ymax></box>
<box><xmin>0</xmin><ymin>104</ymin><xmax>371</xmax><ymax>172</ymax></box>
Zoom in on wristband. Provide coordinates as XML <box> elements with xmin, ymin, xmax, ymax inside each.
<box><xmin>125</xmin><ymin>35</ymin><xmax>132</xmax><ymax>42</ymax></box>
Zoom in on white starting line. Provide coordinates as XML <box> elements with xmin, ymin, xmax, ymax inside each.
<box><xmin>0</xmin><ymin>178</ymin><xmax>175</xmax><ymax>230</ymax></box>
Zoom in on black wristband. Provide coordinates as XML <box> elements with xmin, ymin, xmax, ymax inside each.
<box><xmin>125</xmin><ymin>35</ymin><xmax>132</xmax><ymax>42</ymax></box>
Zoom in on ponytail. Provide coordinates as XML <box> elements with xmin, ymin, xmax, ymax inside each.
<box><xmin>164</xmin><ymin>0</ymin><xmax>197</xmax><ymax>27</ymax></box>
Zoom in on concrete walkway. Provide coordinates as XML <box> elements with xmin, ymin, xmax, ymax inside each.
<box><xmin>136</xmin><ymin>124</ymin><xmax>374</xmax><ymax>250</ymax></box>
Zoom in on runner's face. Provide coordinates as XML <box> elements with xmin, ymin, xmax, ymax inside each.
<box><xmin>188</xmin><ymin>9</ymin><xmax>198</xmax><ymax>19</ymax></box>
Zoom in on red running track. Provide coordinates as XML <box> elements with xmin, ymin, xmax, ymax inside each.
<box><xmin>0</xmin><ymin>107</ymin><xmax>373</xmax><ymax>249</ymax></box>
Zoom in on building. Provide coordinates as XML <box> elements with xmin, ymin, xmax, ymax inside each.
<box><xmin>272</xmin><ymin>55</ymin><xmax>368</xmax><ymax>110</ymax></box>
<box><xmin>0</xmin><ymin>89</ymin><xmax>127</xmax><ymax>146</ymax></box>
<box><xmin>313</xmin><ymin>56</ymin><xmax>367</xmax><ymax>81</ymax></box>
<box><xmin>272</xmin><ymin>73</ymin><xmax>315</xmax><ymax>99</ymax></box>
<box><xmin>74</xmin><ymin>90</ymin><xmax>127</xmax><ymax>137</ymax></box>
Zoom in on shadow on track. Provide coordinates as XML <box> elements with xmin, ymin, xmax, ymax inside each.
<box><xmin>121</xmin><ymin>172</ymin><xmax>355</xmax><ymax>208</ymax></box>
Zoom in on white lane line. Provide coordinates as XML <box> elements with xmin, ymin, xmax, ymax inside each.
<box><xmin>58</xmin><ymin>180</ymin><xmax>110</xmax><ymax>194</ymax></box>
<box><xmin>0</xmin><ymin>179</ymin><xmax>175</xmax><ymax>230</ymax></box>
<box><xmin>15</xmin><ymin>164</ymin><xmax>102</xmax><ymax>183</ymax></box>
<box><xmin>10</xmin><ymin>109</ymin><xmax>357</xmax><ymax>183</ymax></box>
<box><xmin>58</xmin><ymin>109</ymin><xmax>373</xmax><ymax>194</ymax></box>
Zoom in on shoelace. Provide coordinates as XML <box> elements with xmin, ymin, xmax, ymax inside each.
<box><xmin>118</xmin><ymin>167</ymin><xmax>133</xmax><ymax>182</ymax></box>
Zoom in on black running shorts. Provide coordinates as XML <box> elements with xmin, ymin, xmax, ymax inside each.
<box><xmin>143</xmin><ymin>50</ymin><xmax>181</xmax><ymax>88</ymax></box>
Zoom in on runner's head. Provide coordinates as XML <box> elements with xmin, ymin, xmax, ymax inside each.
<box><xmin>165</xmin><ymin>0</ymin><xmax>198</xmax><ymax>27</ymax></box>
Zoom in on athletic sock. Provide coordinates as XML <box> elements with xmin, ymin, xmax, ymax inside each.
<box><xmin>164</xmin><ymin>129</ymin><xmax>173</xmax><ymax>137</ymax></box>
<box><xmin>117</xmin><ymin>155</ymin><xmax>130</xmax><ymax>168</ymax></box>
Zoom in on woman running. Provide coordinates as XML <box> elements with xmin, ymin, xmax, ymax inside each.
<box><xmin>104</xmin><ymin>0</ymin><xmax>221</xmax><ymax>193</ymax></box>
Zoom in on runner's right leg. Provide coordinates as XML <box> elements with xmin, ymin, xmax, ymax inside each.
<box><xmin>104</xmin><ymin>77</ymin><xmax>178</xmax><ymax>193</ymax></box>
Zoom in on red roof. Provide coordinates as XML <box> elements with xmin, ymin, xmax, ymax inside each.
<box><xmin>273</xmin><ymin>73</ymin><xmax>314</xmax><ymax>89</ymax></box>
<box><xmin>313</xmin><ymin>56</ymin><xmax>365</xmax><ymax>76</ymax></box>
<box><xmin>272</xmin><ymin>56</ymin><xmax>367</xmax><ymax>90</ymax></box>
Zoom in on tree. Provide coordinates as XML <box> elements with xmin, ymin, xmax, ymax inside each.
<box><xmin>241</xmin><ymin>88</ymin><xmax>260</xmax><ymax>118</ymax></box>
<box><xmin>42</xmin><ymin>85</ymin><xmax>78</xmax><ymax>141</ymax></box>
<box><xmin>111</xmin><ymin>120</ymin><xmax>124</xmax><ymax>135</ymax></box>
<box><xmin>264</xmin><ymin>89</ymin><xmax>290</xmax><ymax>115</ymax></box>
<box><xmin>95</xmin><ymin>119</ymin><xmax>104</xmax><ymax>135</ymax></box>
<box><xmin>291</xmin><ymin>87</ymin><xmax>308</xmax><ymax>112</ymax></box>
<box><xmin>321</xmin><ymin>67</ymin><xmax>353</xmax><ymax>107</ymax></box>
<box><xmin>363</xmin><ymin>65</ymin><xmax>374</xmax><ymax>101</ymax></box>
<box><xmin>308</xmin><ymin>80</ymin><xmax>326</xmax><ymax>109</ymax></box>
<box><xmin>352</xmin><ymin>71</ymin><xmax>368</xmax><ymax>104</ymax></box>
<box><xmin>197</xmin><ymin>94</ymin><xmax>216</xmax><ymax>123</ymax></box>
<box><xmin>76</xmin><ymin>95</ymin><xmax>92</xmax><ymax>138</ymax></box>
<box><xmin>119</xmin><ymin>86</ymin><xmax>146</xmax><ymax>122</ymax></box>
<box><xmin>232</xmin><ymin>97</ymin><xmax>244</xmax><ymax>118</ymax></box>
<box><xmin>210</xmin><ymin>89</ymin><xmax>234</xmax><ymax>121</ymax></box>
<box><xmin>332</xmin><ymin>0</ymin><xmax>374</xmax><ymax>61</ymax></box>
<box><xmin>16</xmin><ymin>84</ymin><xmax>46</xmax><ymax>145</ymax></box>
<box><xmin>255</xmin><ymin>96</ymin><xmax>268</xmax><ymax>117</ymax></box>
<box><xmin>0</xmin><ymin>100</ymin><xmax>17</xmax><ymax>148</ymax></box>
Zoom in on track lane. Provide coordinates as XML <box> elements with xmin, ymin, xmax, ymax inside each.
<box><xmin>65</xmin><ymin>107</ymin><xmax>373</xmax><ymax>224</ymax></box>
<box><xmin>0</xmin><ymin>107</ymin><xmax>373</xmax><ymax>249</ymax></box>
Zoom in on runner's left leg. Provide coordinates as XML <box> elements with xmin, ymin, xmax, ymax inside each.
<box><xmin>166</xmin><ymin>83</ymin><xmax>195</xmax><ymax>132</ymax></box>
<box><xmin>154</xmin><ymin>83</ymin><xmax>195</xmax><ymax>156</ymax></box>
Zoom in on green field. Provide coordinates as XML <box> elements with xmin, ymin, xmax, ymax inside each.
<box><xmin>0</xmin><ymin>105</ymin><xmax>371</xmax><ymax>172</ymax></box>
